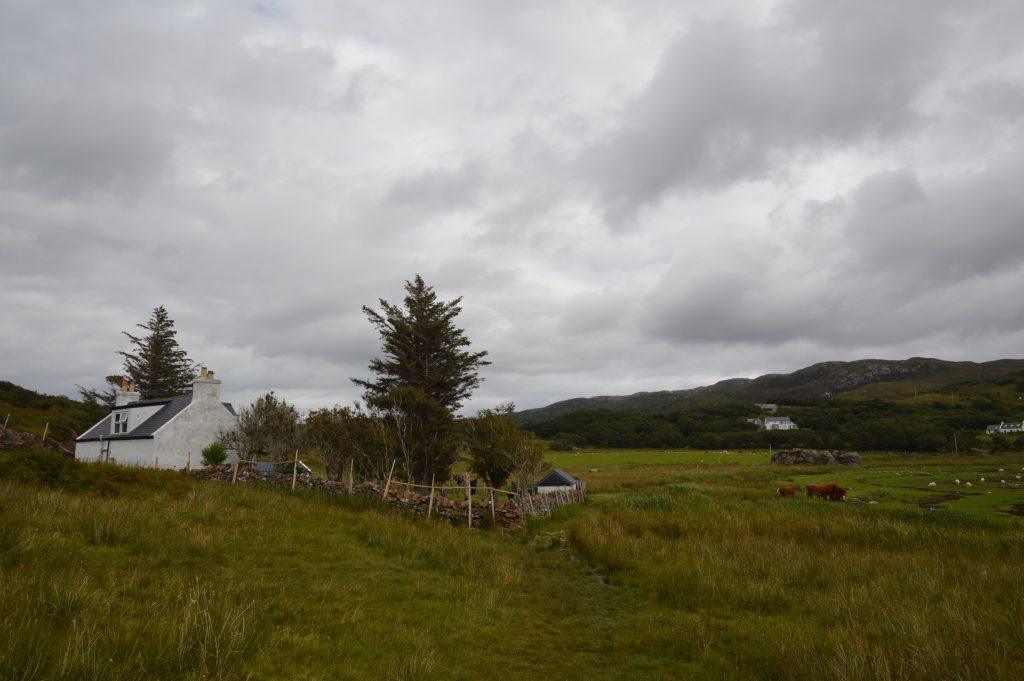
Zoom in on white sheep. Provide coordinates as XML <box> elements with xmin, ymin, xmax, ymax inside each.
<box><xmin>955</xmin><ymin>479</ymin><xmax>961</xmax><ymax>485</ymax></box>
<box><xmin>927</xmin><ymin>482</ymin><xmax>936</xmax><ymax>488</ymax></box>
<box><xmin>1001</xmin><ymin>480</ymin><xmax>1006</xmax><ymax>484</ymax></box>
<box><xmin>980</xmin><ymin>477</ymin><xmax>986</xmax><ymax>482</ymax></box>
<box><xmin>999</xmin><ymin>468</ymin><xmax>1005</xmax><ymax>472</ymax></box>
<box><xmin>965</xmin><ymin>482</ymin><xmax>973</xmax><ymax>487</ymax></box>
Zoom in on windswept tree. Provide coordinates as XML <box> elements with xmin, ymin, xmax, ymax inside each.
<box><xmin>119</xmin><ymin>305</ymin><xmax>196</xmax><ymax>399</ymax></box>
<box><xmin>219</xmin><ymin>391</ymin><xmax>301</xmax><ymax>463</ymax></box>
<box><xmin>353</xmin><ymin>275</ymin><xmax>490</xmax><ymax>483</ymax></box>
<box><xmin>76</xmin><ymin>374</ymin><xmax>125</xmax><ymax>408</ymax></box>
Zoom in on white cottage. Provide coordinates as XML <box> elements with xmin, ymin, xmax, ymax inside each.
<box><xmin>75</xmin><ymin>369</ymin><xmax>237</xmax><ymax>469</ymax></box>
<box><xmin>764</xmin><ymin>416</ymin><xmax>798</xmax><ymax>431</ymax></box>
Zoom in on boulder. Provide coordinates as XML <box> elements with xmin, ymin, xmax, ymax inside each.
<box><xmin>770</xmin><ymin>448</ymin><xmax>861</xmax><ymax>466</ymax></box>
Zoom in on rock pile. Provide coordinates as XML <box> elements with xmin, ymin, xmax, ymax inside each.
<box><xmin>0</xmin><ymin>428</ymin><xmax>73</xmax><ymax>456</ymax></box>
<box><xmin>770</xmin><ymin>448</ymin><xmax>862</xmax><ymax>466</ymax></box>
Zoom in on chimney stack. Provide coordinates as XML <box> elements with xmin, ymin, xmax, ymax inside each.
<box><xmin>192</xmin><ymin>368</ymin><xmax>221</xmax><ymax>405</ymax></box>
<box><xmin>115</xmin><ymin>379</ymin><xmax>141</xmax><ymax>407</ymax></box>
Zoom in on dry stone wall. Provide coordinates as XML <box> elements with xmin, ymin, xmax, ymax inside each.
<box><xmin>193</xmin><ymin>466</ymin><xmax>534</xmax><ymax>529</ymax></box>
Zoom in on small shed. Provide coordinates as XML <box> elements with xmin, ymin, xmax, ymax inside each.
<box><xmin>535</xmin><ymin>468</ymin><xmax>581</xmax><ymax>494</ymax></box>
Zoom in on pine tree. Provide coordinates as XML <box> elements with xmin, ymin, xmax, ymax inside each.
<box><xmin>353</xmin><ymin>275</ymin><xmax>490</xmax><ymax>482</ymax></box>
<box><xmin>353</xmin><ymin>275</ymin><xmax>490</xmax><ymax>411</ymax></box>
<box><xmin>119</xmin><ymin>305</ymin><xmax>196</xmax><ymax>399</ymax></box>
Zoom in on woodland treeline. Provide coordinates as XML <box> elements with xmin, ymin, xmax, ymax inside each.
<box><xmin>523</xmin><ymin>398</ymin><xmax>1024</xmax><ymax>452</ymax></box>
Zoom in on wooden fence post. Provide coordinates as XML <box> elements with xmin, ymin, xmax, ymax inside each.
<box><xmin>427</xmin><ymin>474</ymin><xmax>436</xmax><ymax>519</ymax></box>
<box><xmin>155</xmin><ymin>456</ymin><xmax>159</xmax><ymax>469</ymax></box>
<box><xmin>466</xmin><ymin>475</ymin><xmax>473</xmax><ymax>528</ymax></box>
<box><xmin>382</xmin><ymin>460</ymin><xmax>396</xmax><ymax>500</ymax></box>
<box><xmin>231</xmin><ymin>459</ymin><xmax>239</xmax><ymax>484</ymax></box>
<box><xmin>348</xmin><ymin>458</ymin><xmax>355</xmax><ymax>495</ymax></box>
<box><xmin>187</xmin><ymin>451</ymin><xmax>191</xmax><ymax>472</ymax></box>
<box><xmin>291</xmin><ymin>449</ymin><xmax>299</xmax><ymax>490</ymax></box>
<box><xmin>1</xmin><ymin>413</ymin><xmax>9</xmax><ymax>434</ymax></box>
<box><xmin>489</xmin><ymin>488</ymin><xmax>496</xmax><ymax>526</ymax></box>
<box><xmin>41</xmin><ymin>422</ymin><xmax>49</xmax><ymax>447</ymax></box>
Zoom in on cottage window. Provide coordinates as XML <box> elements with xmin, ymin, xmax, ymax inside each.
<box><xmin>113</xmin><ymin>412</ymin><xmax>129</xmax><ymax>434</ymax></box>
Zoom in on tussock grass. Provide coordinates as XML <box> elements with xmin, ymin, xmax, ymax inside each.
<box><xmin>568</xmin><ymin>492</ymin><xmax>1024</xmax><ymax>680</ymax></box>
<box><xmin>3</xmin><ymin>449</ymin><xmax>1024</xmax><ymax>679</ymax></box>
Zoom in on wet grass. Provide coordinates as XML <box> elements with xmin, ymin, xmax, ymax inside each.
<box><xmin>2</xmin><ymin>449</ymin><xmax>1023</xmax><ymax>679</ymax></box>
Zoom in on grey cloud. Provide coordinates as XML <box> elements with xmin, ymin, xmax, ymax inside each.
<box><xmin>0</xmin><ymin>102</ymin><xmax>173</xmax><ymax>198</ymax></box>
<box><xmin>580</xmin><ymin>0</ymin><xmax>953</xmax><ymax>225</ymax></box>
<box><xmin>640</xmin><ymin>149</ymin><xmax>1024</xmax><ymax>350</ymax></box>
<box><xmin>841</xmin><ymin>152</ymin><xmax>1024</xmax><ymax>286</ymax></box>
<box><xmin>385</xmin><ymin>160</ymin><xmax>486</xmax><ymax>211</ymax></box>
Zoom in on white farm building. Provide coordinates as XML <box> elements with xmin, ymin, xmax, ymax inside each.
<box><xmin>764</xmin><ymin>416</ymin><xmax>798</xmax><ymax>431</ymax></box>
<box><xmin>75</xmin><ymin>369</ymin><xmax>237</xmax><ymax>470</ymax></box>
<box><xmin>534</xmin><ymin>468</ymin><xmax>583</xmax><ymax>494</ymax></box>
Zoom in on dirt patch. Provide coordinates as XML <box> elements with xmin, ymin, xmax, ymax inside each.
<box><xmin>917</xmin><ymin>492</ymin><xmax>962</xmax><ymax>508</ymax></box>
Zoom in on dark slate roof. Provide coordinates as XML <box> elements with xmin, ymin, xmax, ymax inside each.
<box><xmin>223</xmin><ymin>402</ymin><xmax>236</xmax><ymax>416</ymax></box>
<box><xmin>77</xmin><ymin>395</ymin><xmax>194</xmax><ymax>442</ymax></box>
<box><xmin>536</xmin><ymin>468</ymin><xmax>578</xmax><ymax>487</ymax></box>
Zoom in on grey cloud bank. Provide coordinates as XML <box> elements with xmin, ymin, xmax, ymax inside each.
<box><xmin>2</xmin><ymin>0</ymin><xmax>1023</xmax><ymax>414</ymax></box>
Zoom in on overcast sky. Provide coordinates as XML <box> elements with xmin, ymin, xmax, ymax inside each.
<box><xmin>2</xmin><ymin>0</ymin><xmax>1023</xmax><ymax>414</ymax></box>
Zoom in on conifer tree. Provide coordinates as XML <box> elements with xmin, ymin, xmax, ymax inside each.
<box><xmin>353</xmin><ymin>275</ymin><xmax>490</xmax><ymax>482</ymax></box>
<box><xmin>354</xmin><ymin>275</ymin><xmax>490</xmax><ymax>411</ymax></box>
<box><xmin>118</xmin><ymin>305</ymin><xmax>196</xmax><ymax>399</ymax></box>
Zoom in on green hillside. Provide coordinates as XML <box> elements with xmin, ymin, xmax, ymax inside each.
<box><xmin>0</xmin><ymin>381</ymin><xmax>106</xmax><ymax>447</ymax></box>
<box><xmin>517</xmin><ymin>357</ymin><xmax>1024</xmax><ymax>423</ymax></box>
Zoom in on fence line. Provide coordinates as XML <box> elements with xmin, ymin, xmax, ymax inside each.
<box><xmin>224</xmin><ymin>455</ymin><xmax>587</xmax><ymax>521</ymax></box>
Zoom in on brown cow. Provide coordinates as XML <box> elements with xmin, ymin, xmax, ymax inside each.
<box><xmin>807</xmin><ymin>482</ymin><xmax>847</xmax><ymax>501</ymax></box>
<box><xmin>805</xmin><ymin>483</ymin><xmax>827</xmax><ymax>499</ymax></box>
<box><xmin>823</xmin><ymin>482</ymin><xmax>847</xmax><ymax>501</ymax></box>
<box><xmin>776</xmin><ymin>485</ymin><xmax>797</xmax><ymax>498</ymax></box>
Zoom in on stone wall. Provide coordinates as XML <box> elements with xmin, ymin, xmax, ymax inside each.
<box><xmin>193</xmin><ymin>466</ymin><xmax>530</xmax><ymax>529</ymax></box>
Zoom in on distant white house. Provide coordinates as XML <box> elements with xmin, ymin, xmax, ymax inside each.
<box><xmin>985</xmin><ymin>420</ymin><xmax>1024</xmax><ymax>435</ymax></box>
<box><xmin>534</xmin><ymin>468</ymin><xmax>583</xmax><ymax>494</ymax></box>
<box><xmin>764</xmin><ymin>416</ymin><xmax>798</xmax><ymax>431</ymax></box>
<box><xmin>754</xmin><ymin>403</ymin><xmax>778</xmax><ymax>412</ymax></box>
<box><xmin>75</xmin><ymin>369</ymin><xmax>237</xmax><ymax>469</ymax></box>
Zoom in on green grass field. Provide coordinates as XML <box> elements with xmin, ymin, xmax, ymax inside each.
<box><xmin>2</xmin><ymin>448</ymin><xmax>1023</xmax><ymax>679</ymax></box>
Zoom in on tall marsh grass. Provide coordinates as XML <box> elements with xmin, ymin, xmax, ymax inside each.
<box><xmin>569</xmin><ymin>492</ymin><xmax>1024</xmax><ymax>679</ymax></box>
<box><xmin>3</xmin><ymin>449</ymin><xmax>1024</xmax><ymax>680</ymax></box>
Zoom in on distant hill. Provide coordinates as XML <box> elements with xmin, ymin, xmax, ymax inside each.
<box><xmin>516</xmin><ymin>357</ymin><xmax>1024</xmax><ymax>423</ymax></box>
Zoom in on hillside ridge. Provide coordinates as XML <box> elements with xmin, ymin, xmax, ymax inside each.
<box><xmin>516</xmin><ymin>357</ymin><xmax>1024</xmax><ymax>423</ymax></box>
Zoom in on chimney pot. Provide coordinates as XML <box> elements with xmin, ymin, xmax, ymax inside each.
<box><xmin>121</xmin><ymin>379</ymin><xmax>129</xmax><ymax>391</ymax></box>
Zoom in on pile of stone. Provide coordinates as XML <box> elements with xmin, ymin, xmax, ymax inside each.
<box><xmin>770</xmin><ymin>448</ymin><xmax>862</xmax><ymax>466</ymax></box>
<box><xmin>0</xmin><ymin>427</ymin><xmax>73</xmax><ymax>456</ymax></box>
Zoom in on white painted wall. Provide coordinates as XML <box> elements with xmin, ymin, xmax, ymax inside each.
<box><xmin>537</xmin><ymin>485</ymin><xmax>577</xmax><ymax>494</ymax></box>
<box><xmin>75</xmin><ymin>440</ymin><xmax>102</xmax><ymax>462</ymax></box>
<box><xmin>75</xmin><ymin>438</ymin><xmax>154</xmax><ymax>466</ymax></box>
<box><xmin>153</xmin><ymin>401</ymin><xmax>237</xmax><ymax>469</ymax></box>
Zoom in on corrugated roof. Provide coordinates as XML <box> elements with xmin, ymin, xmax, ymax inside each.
<box><xmin>536</xmin><ymin>468</ymin><xmax>577</xmax><ymax>487</ymax></box>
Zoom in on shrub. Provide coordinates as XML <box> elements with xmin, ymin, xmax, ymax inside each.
<box><xmin>201</xmin><ymin>442</ymin><xmax>228</xmax><ymax>467</ymax></box>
